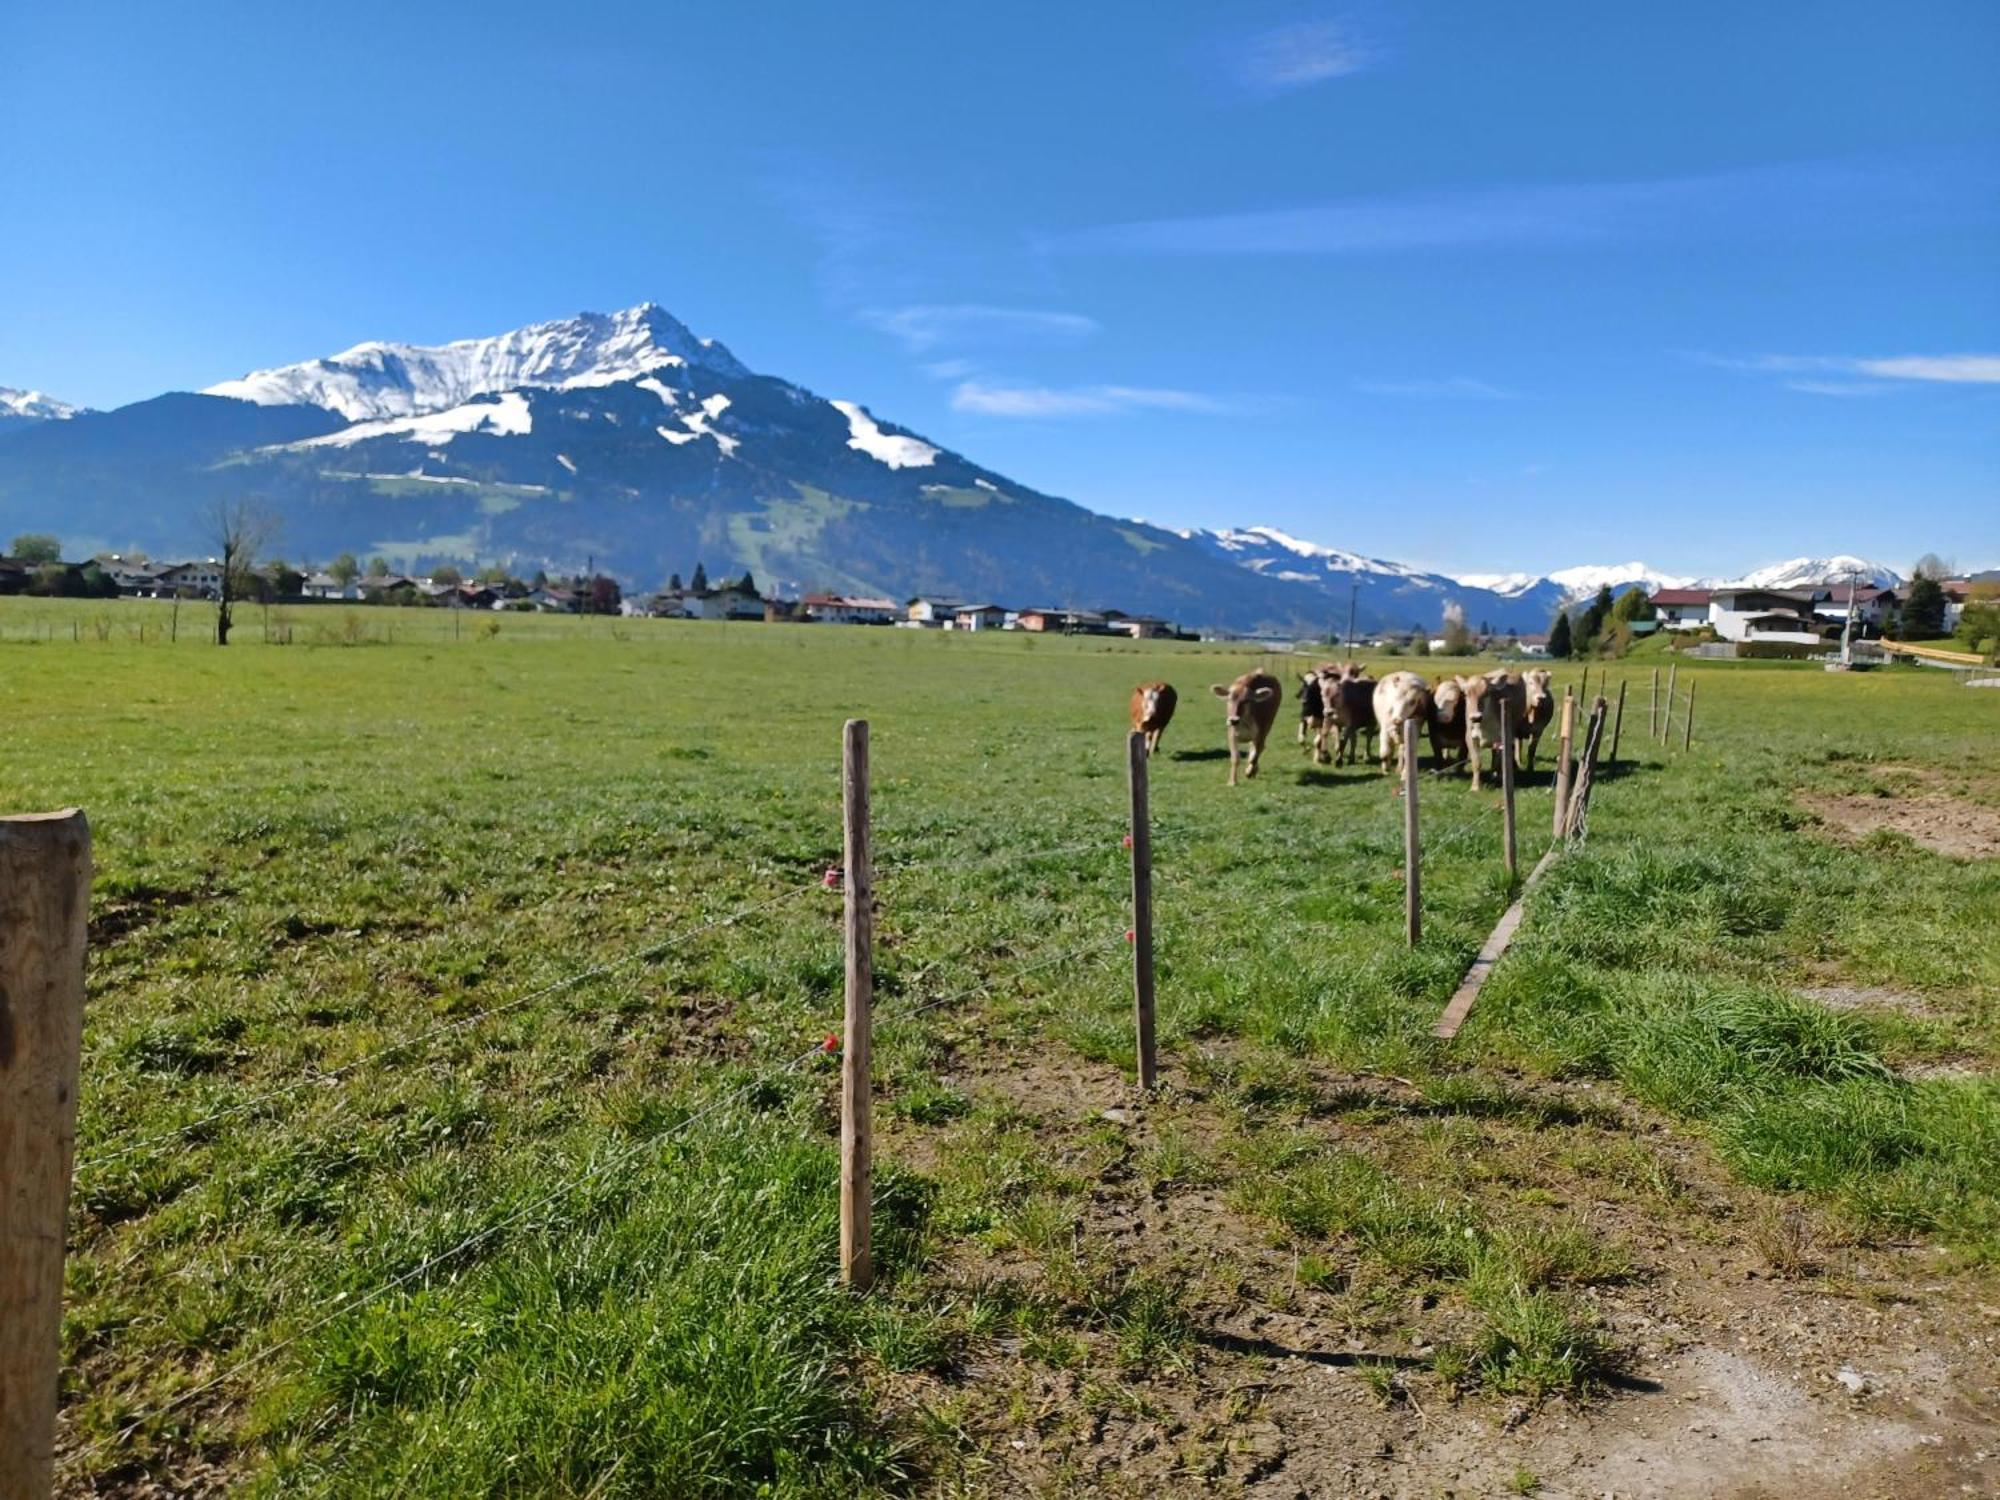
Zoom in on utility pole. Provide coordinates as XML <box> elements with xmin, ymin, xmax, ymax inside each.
<box><xmin>1346</xmin><ymin>582</ymin><xmax>1358</xmax><ymax>654</ymax></box>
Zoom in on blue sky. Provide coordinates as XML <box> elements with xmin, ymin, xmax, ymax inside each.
<box><xmin>3</xmin><ymin>0</ymin><xmax>1995</xmax><ymax>576</ymax></box>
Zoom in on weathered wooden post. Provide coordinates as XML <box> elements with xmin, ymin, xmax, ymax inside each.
<box><xmin>1662</xmin><ymin>662</ymin><xmax>1678</xmax><ymax>746</ymax></box>
<box><xmin>1683</xmin><ymin>678</ymin><xmax>1696</xmax><ymax>752</ymax></box>
<box><xmin>1403</xmin><ymin>713</ymin><xmax>1421</xmax><ymax>947</ymax></box>
<box><xmin>1566</xmin><ymin>699</ymin><xmax>1608</xmax><ymax>839</ymax></box>
<box><xmin>1499</xmin><ymin>704</ymin><xmax>1518</xmax><ymax>880</ymax></box>
<box><xmin>1126</xmin><ymin>731</ymin><xmax>1157</xmax><ymax>1091</ymax></box>
<box><xmin>1609</xmin><ymin>678</ymin><xmax>1628</xmax><ymax>766</ymax></box>
<box><xmin>1649</xmin><ymin>667</ymin><xmax>1660</xmax><ymax>739</ymax></box>
<box><xmin>839</xmin><ymin>721</ymin><xmax>873</xmax><ymax>1292</ymax></box>
<box><xmin>1551</xmin><ymin>688</ymin><xmax>1576</xmax><ymax>837</ymax></box>
<box><xmin>1</xmin><ymin>810</ymin><xmax>91</xmax><ymax>1500</ymax></box>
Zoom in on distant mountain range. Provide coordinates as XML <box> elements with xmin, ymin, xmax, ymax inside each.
<box><xmin>0</xmin><ymin>306</ymin><xmax>1938</xmax><ymax>633</ymax></box>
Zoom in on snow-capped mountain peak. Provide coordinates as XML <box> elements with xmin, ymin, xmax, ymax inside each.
<box><xmin>1180</xmin><ymin>525</ymin><xmax>1430</xmax><ymax>582</ymax></box>
<box><xmin>0</xmin><ymin>387</ymin><xmax>82</xmax><ymax>422</ymax></box>
<box><xmin>1726</xmin><ymin>555</ymin><xmax>1903</xmax><ymax>590</ymax></box>
<box><xmin>203</xmin><ymin>304</ymin><xmax>751</xmax><ymax>421</ymax></box>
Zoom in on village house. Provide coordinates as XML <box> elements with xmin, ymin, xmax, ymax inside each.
<box><xmin>300</xmin><ymin>572</ymin><xmax>356</xmax><ymax>601</ymax></box>
<box><xmin>801</xmin><ymin>593</ymin><xmax>899</xmax><ymax>625</ymax></box>
<box><xmin>1110</xmin><ymin>614</ymin><xmax>1177</xmax><ymax>639</ymax></box>
<box><xmin>157</xmin><ymin>560</ymin><xmax>226</xmax><ymax>597</ymax></box>
<box><xmin>1810</xmin><ymin>583</ymin><xmax>1898</xmax><ymax>635</ymax></box>
<box><xmin>903</xmin><ymin>596</ymin><xmax>965</xmax><ymax>626</ymax></box>
<box><xmin>952</xmin><ymin>603</ymin><xmax>1008</xmax><ymax>631</ymax></box>
<box><xmin>687</xmin><ymin>582</ymin><xmax>766</xmax><ymax>620</ymax></box>
<box><xmin>1705</xmin><ymin>586</ymin><xmax>1826</xmax><ymax>646</ymax></box>
<box><xmin>1647</xmin><ymin>587</ymin><xmax>1713</xmax><ymax>631</ymax></box>
<box><xmin>527</xmin><ymin>585</ymin><xmax>580</xmax><ymax>612</ymax></box>
<box><xmin>1014</xmin><ymin>607</ymin><xmax>1110</xmax><ymax>634</ymax></box>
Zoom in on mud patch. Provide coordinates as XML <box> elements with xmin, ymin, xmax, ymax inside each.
<box><xmin>1799</xmin><ymin>791</ymin><xmax>2000</xmax><ymax>859</ymax></box>
<box><xmin>1797</xmin><ymin>984</ymin><xmax>1936</xmax><ymax>1017</ymax></box>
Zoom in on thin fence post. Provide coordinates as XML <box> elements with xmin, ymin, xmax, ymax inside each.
<box><xmin>1551</xmin><ymin>688</ymin><xmax>1576</xmax><ymax>837</ymax></box>
<box><xmin>1127</xmin><ymin>731</ymin><xmax>1157</xmax><ymax>1091</ymax></box>
<box><xmin>1566</xmin><ymin>699</ymin><xmax>1609</xmax><ymax>840</ymax></box>
<box><xmin>839</xmin><ymin>721</ymin><xmax>873</xmax><ymax>1292</ymax></box>
<box><xmin>1403</xmin><ymin>713</ymin><xmax>1421</xmax><ymax>947</ymax></box>
<box><xmin>1499</xmin><ymin>704</ymin><xmax>1517</xmax><ymax>881</ymax></box>
<box><xmin>1683</xmin><ymin>678</ymin><xmax>1696</xmax><ymax>752</ymax></box>
<box><xmin>1662</xmin><ymin>662</ymin><xmax>1678</xmax><ymax>746</ymax></box>
<box><xmin>1609</xmin><ymin>678</ymin><xmax>1627</xmax><ymax>767</ymax></box>
<box><xmin>1649</xmin><ymin>667</ymin><xmax>1659</xmax><ymax>740</ymax></box>
<box><xmin>1</xmin><ymin>809</ymin><xmax>91</xmax><ymax>1500</ymax></box>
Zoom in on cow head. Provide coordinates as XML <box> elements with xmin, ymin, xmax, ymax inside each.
<box><xmin>1432</xmin><ymin>675</ymin><xmax>1465</xmax><ymax>725</ymax></box>
<box><xmin>1211</xmin><ymin>675</ymin><xmax>1278</xmax><ymax>727</ymax></box>
<box><xmin>1136</xmin><ymin>683</ymin><xmax>1169</xmax><ymax>723</ymax></box>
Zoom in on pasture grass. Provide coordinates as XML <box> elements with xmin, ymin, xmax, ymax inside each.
<box><xmin>4</xmin><ymin>597</ymin><xmax>1995</xmax><ymax>1492</ymax></box>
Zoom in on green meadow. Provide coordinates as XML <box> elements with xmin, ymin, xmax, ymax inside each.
<box><xmin>5</xmin><ymin>598</ymin><xmax>1994</xmax><ymax>1495</ymax></box>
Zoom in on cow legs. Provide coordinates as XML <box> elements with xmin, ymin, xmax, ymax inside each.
<box><xmin>1226</xmin><ymin>724</ymin><xmax>1239</xmax><ymax>785</ymax></box>
<box><xmin>1246</xmin><ymin>729</ymin><xmax>1265</xmax><ymax>779</ymax></box>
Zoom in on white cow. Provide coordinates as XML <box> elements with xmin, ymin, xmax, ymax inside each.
<box><xmin>1372</xmin><ymin>671</ymin><xmax>1433</xmax><ymax>775</ymax></box>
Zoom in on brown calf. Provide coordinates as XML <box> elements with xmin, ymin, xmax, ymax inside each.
<box><xmin>1519</xmin><ymin>669</ymin><xmax>1555</xmax><ymax>773</ymax></box>
<box><xmin>1314</xmin><ymin>666</ymin><xmax>1378</xmax><ymax>766</ymax></box>
<box><xmin>1129</xmin><ymin>681</ymin><xmax>1178</xmax><ymax>755</ymax></box>
<box><xmin>1429</xmin><ymin>675</ymin><xmax>1468</xmax><ymax>773</ymax></box>
<box><xmin>1210</xmin><ymin>671</ymin><xmax>1282</xmax><ymax>784</ymax></box>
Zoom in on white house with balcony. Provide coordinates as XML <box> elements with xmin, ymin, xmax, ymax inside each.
<box><xmin>1648</xmin><ymin>588</ymin><xmax>1713</xmax><ymax>631</ymax></box>
<box><xmin>1707</xmin><ymin>587</ymin><xmax>1827</xmax><ymax>645</ymax></box>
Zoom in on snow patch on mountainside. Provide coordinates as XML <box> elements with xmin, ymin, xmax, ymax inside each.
<box><xmin>205</xmin><ymin>304</ymin><xmax>748</xmax><ymax>421</ymax></box>
<box><xmin>1547</xmin><ymin>561</ymin><xmax>1698</xmax><ymax>597</ymax></box>
<box><xmin>831</xmin><ymin>400</ymin><xmax>938</xmax><ymax>469</ymax></box>
<box><xmin>1727</xmin><ymin>555</ymin><xmax>1903</xmax><ymax>589</ymax></box>
<box><xmin>0</xmin><ymin>387</ymin><xmax>82</xmax><ymax>422</ymax></box>
<box><xmin>288</xmin><ymin>391</ymin><xmax>535</xmax><ymax>448</ymax></box>
<box><xmin>1455</xmin><ymin>571</ymin><xmax>1542</xmax><ymax>597</ymax></box>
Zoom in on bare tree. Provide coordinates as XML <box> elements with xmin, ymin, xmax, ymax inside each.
<box><xmin>203</xmin><ymin>498</ymin><xmax>277</xmax><ymax>646</ymax></box>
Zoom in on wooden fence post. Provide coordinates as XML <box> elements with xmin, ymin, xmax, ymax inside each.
<box><xmin>1566</xmin><ymin>699</ymin><xmax>1609</xmax><ymax>840</ymax></box>
<box><xmin>1649</xmin><ymin>667</ymin><xmax>1659</xmax><ymax>740</ymax></box>
<box><xmin>1609</xmin><ymin>679</ymin><xmax>1627</xmax><ymax>767</ymax></box>
<box><xmin>839</xmin><ymin>721</ymin><xmax>873</xmax><ymax>1292</ymax></box>
<box><xmin>1499</xmin><ymin>704</ymin><xmax>1517</xmax><ymax>880</ymax></box>
<box><xmin>1683</xmin><ymin>679</ymin><xmax>1696</xmax><ymax>752</ymax></box>
<box><xmin>1</xmin><ymin>809</ymin><xmax>91</xmax><ymax>1500</ymax></box>
<box><xmin>1403</xmin><ymin>714</ymin><xmax>1421</xmax><ymax>947</ymax></box>
<box><xmin>1662</xmin><ymin>662</ymin><xmax>1678</xmax><ymax>746</ymax></box>
<box><xmin>1127</xmin><ymin>731</ymin><xmax>1157</xmax><ymax>1092</ymax></box>
<box><xmin>1551</xmin><ymin>688</ymin><xmax>1576</xmax><ymax>837</ymax></box>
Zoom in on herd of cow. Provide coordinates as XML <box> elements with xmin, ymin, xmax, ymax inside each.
<box><xmin>1129</xmin><ymin>663</ymin><xmax>1558</xmax><ymax>787</ymax></box>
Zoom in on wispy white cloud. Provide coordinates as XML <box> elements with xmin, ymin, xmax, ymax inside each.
<box><xmin>1233</xmin><ymin>19</ymin><xmax>1375</xmax><ymax>94</ymax></box>
<box><xmin>951</xmin><ymin>380</ymin><xmax>1226</xmax><ymax>418</ymax></box>
<box><xmin>1698</xmin><ymin>351</ymin><xmax>2000</xmax><ymax>391</ymax></box>
<box><xmin>862</xmin><ymin>304</ymin><xmax>1100</xmax><ymax>354</ymax></box>
<box><xmin>1354</xmin><ymin>376</ymin><xmax>1517</xmax><ymax>399</ymax></box>
<box><xmin>1049</xmin><ymin>154</ymin><xmax>1996</xmax><ymax>258</ymax></box>
<box><xmin>1782</xmin><ymin>379</ymin><xmax>1893</xmax><ymax>397</ymax></box>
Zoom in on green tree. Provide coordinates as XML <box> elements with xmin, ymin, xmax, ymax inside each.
<box><xmin>1611</xmin><ymin>587</ymin><xmax>1655</xmax><ymax>623</ymax></box>
<box><xmin>1411</xmin><ymin>630</ymin><xmax>1431</xmax><ymax>656</ymax></box>
<box><xmin>668</xmin><ymin>572</ymin><xmax>684</xmax><ymax>592</ymax></box>
<box><xmin>10</xmin><ymin>533</ymin><xmax>61</xmax><ymax>563</ymax></box>
<box><xmin>329</xmin><ymin>552</ymin><xmax>360</xmax><ymax>585</ymax></box>
<box><xmin>367</xmin><ymin>555</ymin><xmax>390</xmax><ymax>579</ymax></box>
<box><xmin>690</xmin><ymin>562</ymin><xmax>709</xmax><ymax>593</ymax></box>
<box><xmin>737</xmin><ymin>569</ymin><xmax>757</xmax><ymax>596</ymax></box>
<box><xmin>1548</xmin><ymin>609</ymin><xmax>1574</xmax><ymax>659</ymax></box>
<box><xmin>1900</xmin><ymin>575</ymin><xmax>1947</xmax><ymax>638</ymax></box>
<box><xmin>430</xmin><ymin>564</ymin><xmax>463</xmax><ymax>587</ymax></box>
<box><xmin>1575</xmin><ymin>584</ymin><xmax>1614</xmax><ymax>653</ymax></box>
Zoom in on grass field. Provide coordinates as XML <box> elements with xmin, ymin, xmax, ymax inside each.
<box><xmin>6</xmin><ymin>597</ymin><xmax>1996</xmax><ymax>1496</ymax></box>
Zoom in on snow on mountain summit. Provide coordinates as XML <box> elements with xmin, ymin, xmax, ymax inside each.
<box><xmin>0</xmin><ymin>387</ymin><xmax>82</xmax><ymax>422</ymax></box>
<box><xmin>1727</xmin><ymin>555</ymin><xmax>1903</xmax><ymax>590</ymax></box>
<box><xmin>204</xmin><ymin>304</ymin><xmax>750</xmax><ymax>421</ymax></box>
<box><xmin>1182</xmin><ymin>525</ymin><xmax>1429</xmax><ymax>581</ymax></box>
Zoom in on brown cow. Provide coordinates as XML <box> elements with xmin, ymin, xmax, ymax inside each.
<box><xmin>1314</xmin><ymin>664</ymin><xmax>1378</xmax><ymax>766</ymax></box>
<box><xmin>1210</xmin><ymin>671</ymin><xmax>1282</xmax><ymax>784</ymax></box>
<box><xmin>1429</xmin><ymin>675</ymin><xmax>1469</xmax><ymax>774</ymax></box>
<box><xmin>1519</xmin><ymin>668</ymin><xmax>1555</xmax><ymax>773</ymax></box>
<box><xmin>1129</xmin><ymin>681</ymin><xmax>1178</xmax><ymax>755</ymax></box>
<box><xmin>1462</xmin><ymin>669</ymin><xmax>1527</xmax><ymax>790</ymax></box>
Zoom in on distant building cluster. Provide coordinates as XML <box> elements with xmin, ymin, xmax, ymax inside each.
<box><xmin>1645</xmin><ymin>581</ymin><xmax>1975</xmax><ymax>647</ymax></box>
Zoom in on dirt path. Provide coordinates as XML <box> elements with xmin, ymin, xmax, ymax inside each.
<box><xmin>872</xmin><ymin>1042</ymin><xmax>2000</xmax><ymax>1498</ymax></box>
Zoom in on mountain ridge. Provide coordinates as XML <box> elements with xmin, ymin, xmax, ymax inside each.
<box><xmin>0</xmin><ymin>305</ymin><xmax>1922</xmax><ymax>631</ymax></box>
